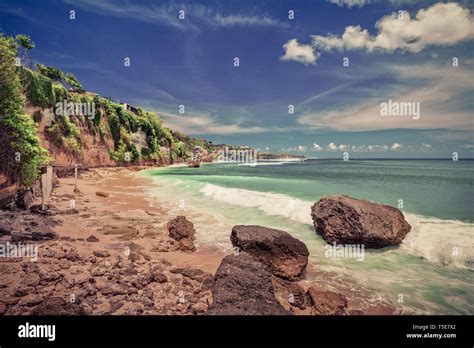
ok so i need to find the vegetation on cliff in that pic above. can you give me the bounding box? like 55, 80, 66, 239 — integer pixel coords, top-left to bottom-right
1, 33, 214, 188
0, 33, 48, 187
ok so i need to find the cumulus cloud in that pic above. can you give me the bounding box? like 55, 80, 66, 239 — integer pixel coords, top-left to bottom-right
280, 39, 320, 65
312, 143, 323, 151
297, 145, 307, 152
313, 2, 474, 53
326, 142, 338, 151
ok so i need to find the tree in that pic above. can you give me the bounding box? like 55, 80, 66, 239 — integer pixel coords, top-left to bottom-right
0, 34, 48, 186
15, 34, 35, 68
35, 63, 64, 82
64, 72, 84, 92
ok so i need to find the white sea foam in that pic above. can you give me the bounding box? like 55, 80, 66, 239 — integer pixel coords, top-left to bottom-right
401, 214, 474, 269
199, 183, 474, 269
200, 183, 313, 225
237, 162, 284, 166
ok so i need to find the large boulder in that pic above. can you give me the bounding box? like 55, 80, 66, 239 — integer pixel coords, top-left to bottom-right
230, 225, 309, 280
306, 287, 348, 315
207, 252, 290, 315
311, 195, 411, 248
167, 216, 195, 241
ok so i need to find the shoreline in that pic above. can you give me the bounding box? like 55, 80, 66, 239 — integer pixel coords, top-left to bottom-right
0, 166, 406, 315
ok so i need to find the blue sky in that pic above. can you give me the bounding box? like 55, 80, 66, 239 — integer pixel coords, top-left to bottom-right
1, 0, 473, 158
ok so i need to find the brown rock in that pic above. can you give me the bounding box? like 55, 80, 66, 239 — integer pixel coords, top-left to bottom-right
178, 239, 196, 252
230, 225, 309, 280
23, 273, 40, 287
86, 235, 99, 242
272, 276, 306, 310
93, 251, 110, 258
306, 287, 348, 315
31, 297, 86, 315
170, 268, 212, 283
66, 250, 81, 262
192, 302, 208, 314
167, 216, 195, 241
95, 191, 110, 197
206, 252, 290, 315
0, 303, 7, 315
13, 285, 34, 297
18, 294, 43, 307
153, 271, 168, 283
128, 252, 140, 263
311, 195, 411, 248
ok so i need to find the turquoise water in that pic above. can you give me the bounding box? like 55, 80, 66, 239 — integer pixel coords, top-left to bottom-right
141, 159, 474, 314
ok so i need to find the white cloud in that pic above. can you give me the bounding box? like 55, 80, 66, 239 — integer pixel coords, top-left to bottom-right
328, 0, 374, 8
214, 13, 285, 27
338, 144, 349, 151
391, 142, 403, 150
325, 142, 425, 152
63, 0, 287, 31
280, 39, 320, 65
297, 145, 307, 152
312, 143, 323, 151
281, 145, 308, 152
297, 62, 474, 132
313, 3, 474, 53
158, 111, 266, 135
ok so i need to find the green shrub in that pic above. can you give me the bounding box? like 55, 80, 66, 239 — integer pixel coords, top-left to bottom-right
53, 83, 68, 104
45, 122, 63, 146
0, 34, 48, 186
62, 135, 81, 155
18, 66, 55, 108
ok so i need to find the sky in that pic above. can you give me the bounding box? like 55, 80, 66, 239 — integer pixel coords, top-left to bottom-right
0, 0, 473, 158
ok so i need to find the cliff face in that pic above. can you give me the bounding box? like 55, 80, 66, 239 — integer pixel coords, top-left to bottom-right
26, 105, 117, 168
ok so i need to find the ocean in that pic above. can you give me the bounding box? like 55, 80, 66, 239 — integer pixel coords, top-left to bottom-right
140, 159, 474, 314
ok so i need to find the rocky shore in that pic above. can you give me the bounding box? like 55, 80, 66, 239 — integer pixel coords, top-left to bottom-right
0, 167, 405, 315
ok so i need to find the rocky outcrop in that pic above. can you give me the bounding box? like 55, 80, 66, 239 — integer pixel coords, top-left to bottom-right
167, 216, 196, 252
311, 195, 411, 248
306, 287, 348, 315
167, 216, 195, 241
230, 225, 309, 280
31, 297, 87, 315
206, 252, 290, 315
272, 276, 306, 310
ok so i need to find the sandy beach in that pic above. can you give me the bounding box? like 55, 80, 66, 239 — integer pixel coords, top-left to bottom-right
0, 166, 403, 315
0, 167, 226, 315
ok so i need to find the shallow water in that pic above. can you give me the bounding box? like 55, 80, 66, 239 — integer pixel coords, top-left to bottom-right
140, 159, 474, 314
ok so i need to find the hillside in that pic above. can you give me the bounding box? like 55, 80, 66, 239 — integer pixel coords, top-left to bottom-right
0, 33, 214, 190
20, 67, 213, 168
